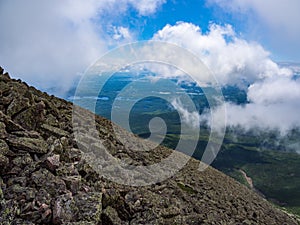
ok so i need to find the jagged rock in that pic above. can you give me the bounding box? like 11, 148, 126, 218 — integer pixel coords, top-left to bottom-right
40, 123, 69, 138
74, 192, 102, 223
14, 104, 45, 131
12, 153, 33, 168
0, 72, 11, 82
5, 184, 36, 201
35, 188, 52, 206
63, 176, 82, 194
46, 154, 60, 172
40, 203, 52, 223
0, 81, 11, 97
56, 163, 78, 177
66, 148, 82, 162
10, 131, 40, 139
0, 199, 19, 225
6, 136, 48, 154
53, 193, 78, 224
65, 222, 94, 225
8, 219, 36, 225
31, 168, 67, 196
101, 206, 123, 225
102, 188, 121, 209
7, 176, 27, 187
0, 110, 25, 132
0, 154, 9, 170
7, 97, 30, 117
45, 113, 59, 126
0, 139, 9, 155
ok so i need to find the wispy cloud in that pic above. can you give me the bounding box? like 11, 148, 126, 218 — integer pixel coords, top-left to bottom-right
171, 98, 200, 129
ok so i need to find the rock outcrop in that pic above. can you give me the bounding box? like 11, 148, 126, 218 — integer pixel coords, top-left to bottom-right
0, 67, 298, 224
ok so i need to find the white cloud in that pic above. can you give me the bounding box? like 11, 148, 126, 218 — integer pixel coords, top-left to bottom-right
112, 26, 133, 41
128, 0, 166, 15
248, 77, 300, 105
153, 22, 300, 133
172, 99, 200, 129
202, 77, 300, 135
153, 22, 292, 87
0, 0, 165, 95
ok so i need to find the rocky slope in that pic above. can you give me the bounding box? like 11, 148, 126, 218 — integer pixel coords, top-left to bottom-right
0, 67, 298, 225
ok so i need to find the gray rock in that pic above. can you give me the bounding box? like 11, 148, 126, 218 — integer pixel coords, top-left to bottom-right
46, 154, 60, 172
63, 176, 82, 194
6, 136, 48, 154
0, 122, 7, 139
31, 168, 66, 196
7, 97, 30, 117
101, 206, 123, 225
74, 192, 102, 223
0, 72, 11, 82
40, 123, 69, 138
0, 139, 9, 155
0, 154, 9, 170
53, 193, 78, 224
13, 108, 39, 131
12, 153, 33, 168
0, 110, 25, 132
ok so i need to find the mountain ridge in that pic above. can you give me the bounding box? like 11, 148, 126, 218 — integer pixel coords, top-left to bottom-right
0, 67, 298, 224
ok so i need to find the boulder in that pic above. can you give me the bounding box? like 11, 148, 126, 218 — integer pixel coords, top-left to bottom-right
62, 176, 82, 194
40, 123, 69, 138
7, 97, 30, 117
101, 206, 123, 225
74, 192, 102, 223
46, 154, 60, 172
31, 168, 66, 196
0, 139, 9, 155
53, 193, 78, 224
6, 136, 48, 154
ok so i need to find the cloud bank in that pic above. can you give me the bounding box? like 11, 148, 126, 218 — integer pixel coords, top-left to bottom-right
0, 0, 165, 94
152, 22, 300, 134
153, 22, 292, 86
1, 0, 299, 135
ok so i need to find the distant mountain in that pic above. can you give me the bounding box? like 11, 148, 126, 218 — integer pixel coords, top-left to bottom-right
0, 67, 299, 224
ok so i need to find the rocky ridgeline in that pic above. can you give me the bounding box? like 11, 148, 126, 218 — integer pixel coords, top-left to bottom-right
0, 67, 298, 225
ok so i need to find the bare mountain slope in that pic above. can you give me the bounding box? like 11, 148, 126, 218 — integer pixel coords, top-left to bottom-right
0, 67, 298, 224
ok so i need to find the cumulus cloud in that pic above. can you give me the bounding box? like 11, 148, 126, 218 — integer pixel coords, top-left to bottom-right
153, 22, 292, 87
153, 22, 300, 133
0, 0, 165, 95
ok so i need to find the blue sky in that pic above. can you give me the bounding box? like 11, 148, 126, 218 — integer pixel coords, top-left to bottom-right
103, 0, 300, 61
124, 0, 234, 39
